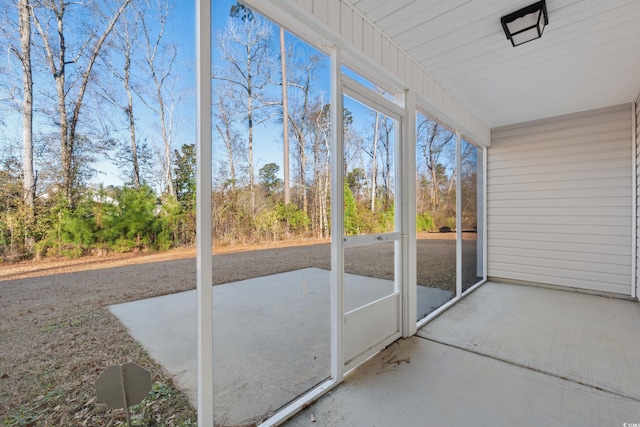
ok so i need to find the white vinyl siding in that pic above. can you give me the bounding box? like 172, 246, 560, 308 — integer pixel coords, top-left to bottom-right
488, 104, 633, 296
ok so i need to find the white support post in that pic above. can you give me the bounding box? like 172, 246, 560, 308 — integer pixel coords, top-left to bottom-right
476, 146, 484, 279
483, 145, 489, 281
330, 47, 345, 381
403, 90, 417, 337
455, 131, 462, 297
632, 98, 638, 300
196, 1, 214, 426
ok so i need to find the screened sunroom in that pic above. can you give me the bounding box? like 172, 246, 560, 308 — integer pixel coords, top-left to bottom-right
190, 0, 640, 425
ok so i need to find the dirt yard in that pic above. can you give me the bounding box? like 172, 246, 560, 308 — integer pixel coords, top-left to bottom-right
0, 234, 476, 426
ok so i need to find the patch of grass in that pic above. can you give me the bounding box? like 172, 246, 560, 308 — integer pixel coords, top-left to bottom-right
40, 313, 93, 332
2, 379, 197, 426
147, 382, 176, 402
2, 389, 63, 426
2, 409, 41, 426
42, 321, 59, 332
119, 382, 196, 427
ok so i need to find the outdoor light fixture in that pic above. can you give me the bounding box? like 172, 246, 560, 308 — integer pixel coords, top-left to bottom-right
501, 0, 548, 47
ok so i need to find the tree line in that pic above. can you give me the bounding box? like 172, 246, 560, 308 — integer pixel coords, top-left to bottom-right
209, 4, 469, 243
0, 0, 195, 260
0, 0, 470, 262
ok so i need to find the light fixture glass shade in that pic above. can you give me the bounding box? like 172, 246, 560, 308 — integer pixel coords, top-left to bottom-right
501, 0, 548, 47
505, 10, 540, 34
511, 25, 543, 46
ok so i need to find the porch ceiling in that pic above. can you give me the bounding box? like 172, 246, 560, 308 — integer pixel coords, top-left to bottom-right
347, 0, 640, 128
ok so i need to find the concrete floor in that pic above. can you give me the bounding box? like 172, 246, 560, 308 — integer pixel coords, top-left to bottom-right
286, 282, 640, 426
111, 275, 640, 426
110, 268, 451, 426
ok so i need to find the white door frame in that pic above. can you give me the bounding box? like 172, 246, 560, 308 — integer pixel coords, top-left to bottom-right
339, 73, 406, 371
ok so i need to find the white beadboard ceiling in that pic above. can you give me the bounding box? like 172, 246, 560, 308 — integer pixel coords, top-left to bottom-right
347, 0, 640, 128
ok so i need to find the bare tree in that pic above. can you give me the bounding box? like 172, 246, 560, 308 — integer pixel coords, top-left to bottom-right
288, 51, 326, 214
123, 20, 139, 189
32, 0, 132, 206
309, 101, 330, 238
0, 0, 35, 245
139, 0, 178, 197
361, 89, 396, 213
97, 7, 141, 188
369, 112, 379, 211
280, 27, 290, 205
215, 13, 273, 213
417, 116, 455, 213
288, 79, 309, 213
460, 140, 478, 229
342, 104, 360, 177
214, 82, 242, 189
378, 115, 394, 209
15, 0, 35, 210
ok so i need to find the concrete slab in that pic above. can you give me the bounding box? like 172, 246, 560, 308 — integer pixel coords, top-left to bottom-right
417, 286, 453, 319
286, 336, 640, 427
110, 268, 450, 425
111, 268, 332, 425
418, 282, 640, 401
286, 282, 640, 426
